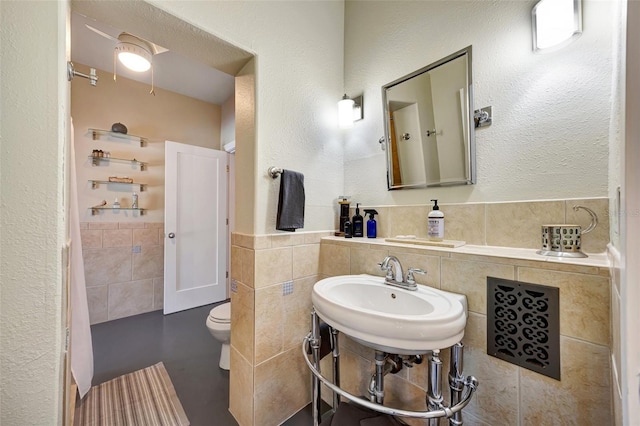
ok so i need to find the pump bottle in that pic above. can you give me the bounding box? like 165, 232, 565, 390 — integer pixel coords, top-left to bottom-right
352, 203, 364, 237
427, 199, 444, 241
364, 209, 379, 238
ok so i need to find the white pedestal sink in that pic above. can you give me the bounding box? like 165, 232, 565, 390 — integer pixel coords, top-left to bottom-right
312, 274, 468, 354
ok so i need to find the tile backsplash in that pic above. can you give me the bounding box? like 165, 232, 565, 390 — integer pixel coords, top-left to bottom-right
80, 222, 164, 324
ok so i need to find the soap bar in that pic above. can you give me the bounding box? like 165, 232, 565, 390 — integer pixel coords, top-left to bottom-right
386, 238, 465, 248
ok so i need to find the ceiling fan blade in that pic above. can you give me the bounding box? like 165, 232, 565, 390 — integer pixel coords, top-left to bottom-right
85, 24, 118, 42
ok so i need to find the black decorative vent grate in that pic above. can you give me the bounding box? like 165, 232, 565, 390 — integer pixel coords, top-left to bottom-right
487, 277, 560, 380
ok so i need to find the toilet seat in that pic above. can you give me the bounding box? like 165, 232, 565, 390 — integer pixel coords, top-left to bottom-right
208, 302, 230, 324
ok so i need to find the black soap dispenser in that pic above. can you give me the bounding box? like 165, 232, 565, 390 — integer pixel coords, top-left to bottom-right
352, 203, 364, 237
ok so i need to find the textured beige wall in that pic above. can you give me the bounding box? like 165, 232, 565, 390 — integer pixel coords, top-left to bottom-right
0, 1, 68, 424
72, 67, 222, 224
343, 0, 619, 207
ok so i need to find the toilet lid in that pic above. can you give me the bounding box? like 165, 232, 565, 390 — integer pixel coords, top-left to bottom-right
209, 302, 231, 323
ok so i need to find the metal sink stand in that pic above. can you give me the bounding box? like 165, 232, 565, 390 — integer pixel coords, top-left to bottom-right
304, 310, 479, 426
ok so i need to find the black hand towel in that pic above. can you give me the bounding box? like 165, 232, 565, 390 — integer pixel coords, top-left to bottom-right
276, 169, 305, 232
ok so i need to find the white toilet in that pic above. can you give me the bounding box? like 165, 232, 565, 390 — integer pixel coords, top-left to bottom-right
205, 302, 231, 370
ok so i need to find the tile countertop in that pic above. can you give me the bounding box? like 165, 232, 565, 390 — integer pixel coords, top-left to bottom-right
321, 236, 610, 269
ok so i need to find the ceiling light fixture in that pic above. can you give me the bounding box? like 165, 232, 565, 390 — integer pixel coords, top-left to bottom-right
115, 34, 152, 72
532, 0, 582, 52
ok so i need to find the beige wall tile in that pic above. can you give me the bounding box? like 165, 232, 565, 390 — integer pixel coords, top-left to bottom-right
462, 348, 520, 426
86, 285, 108, 324
144, 222, 164, 229
520, 337, 612, 425
517, 267, 610, 345
132, 245, 164, 280
81, 229, 102, 249
230, 245, 243, 281
486, 201, 564, 249
80, 222, 89, 230
383, 374, 430, 416
118, 222, 145, 229
387, 250, 441, 288
283, 276, 317, 350
319, 243, 350, 276
611, 284, 621, 393
304, 231, 333, 244
231, 281, 254, 364
102, 229, 133, 248
350, 246, 389, 276
327, 348, 372, 403
241, 247, 255, 288
108, 279, 154, 320
153, 277, 164, 310
442, 203, 485, 245
229, 346, 253, 426
254, 247, 292, 288
388, 205, 430, 239
462, 312, 487, 352
254, 346, 310, 426
133, 228, 159, 246
84, 248, 132, 287
89, 222, 118, 230
441, 258, 515, 314
254, 284, 283, 364
565, 198, 609, 254
293, 244, 320, 279
271, 233, 305, 248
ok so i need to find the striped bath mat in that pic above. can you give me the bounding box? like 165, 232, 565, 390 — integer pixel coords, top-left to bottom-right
76, 362, 190, 426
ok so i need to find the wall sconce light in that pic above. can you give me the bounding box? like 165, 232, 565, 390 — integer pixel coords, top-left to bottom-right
532, 0, 582, 52
338, 94, 364, 129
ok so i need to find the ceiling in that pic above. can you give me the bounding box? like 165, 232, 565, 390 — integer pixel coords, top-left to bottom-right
70, 12, 235, 105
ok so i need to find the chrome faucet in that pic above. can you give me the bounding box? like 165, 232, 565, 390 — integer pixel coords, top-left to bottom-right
378, 256, 426, 291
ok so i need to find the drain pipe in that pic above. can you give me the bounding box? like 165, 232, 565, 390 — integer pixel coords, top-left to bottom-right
368, 353, 404, 403
448, 343, 465, 426
427, 350, 444, 426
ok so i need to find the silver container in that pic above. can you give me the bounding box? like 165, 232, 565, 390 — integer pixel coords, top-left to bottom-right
537, 205, 598, 258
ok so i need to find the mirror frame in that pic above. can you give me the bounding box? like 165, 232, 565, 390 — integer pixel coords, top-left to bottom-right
382, 45, 476, 190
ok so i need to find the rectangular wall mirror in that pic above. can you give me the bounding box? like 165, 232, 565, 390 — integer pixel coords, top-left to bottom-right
382, 45, 476, 189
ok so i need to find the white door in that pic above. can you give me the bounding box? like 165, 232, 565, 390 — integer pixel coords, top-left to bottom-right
164, 141, 228, 314
393, 103, 427, 186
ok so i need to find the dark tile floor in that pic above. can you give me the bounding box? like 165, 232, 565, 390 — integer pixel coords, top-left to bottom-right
90, 303, 314, 426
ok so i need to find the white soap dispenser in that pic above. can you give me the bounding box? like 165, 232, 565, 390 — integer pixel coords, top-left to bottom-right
428, 199, 444, 241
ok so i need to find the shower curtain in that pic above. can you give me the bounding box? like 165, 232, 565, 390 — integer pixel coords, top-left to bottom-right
70, 118, 94, 397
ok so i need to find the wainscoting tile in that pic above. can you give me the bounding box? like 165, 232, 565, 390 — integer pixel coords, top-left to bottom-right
517, 267, 610, 345
441, 258, 515, 314
442, 203, 486, 245
118, 222, 145, 229
254, 346, 310, 426
283, 276, 317, 350
108, 279, 154, 320
271, 233, 305, 248
86, 285, 108, 324
102, 229, 133, 248
144, 222, 164, 229
81, 229, 102, 249
486, 201, 564, 249
292, 244, 320, 279
89, 222, 118, 230
565, 198, 609, 254
133, 228, 160, 246
231, 281, 254, 363
387, 205, 430, 239
229, 346, 253, 426
132, 245, 164, 280
254, 284, 284, 364
254, 247, 292, 288
319, 243, 350, 276
153, 277, 164, 311
520, 337, 611, 425
349, 246, 389, 276
84, 248, 132, 287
